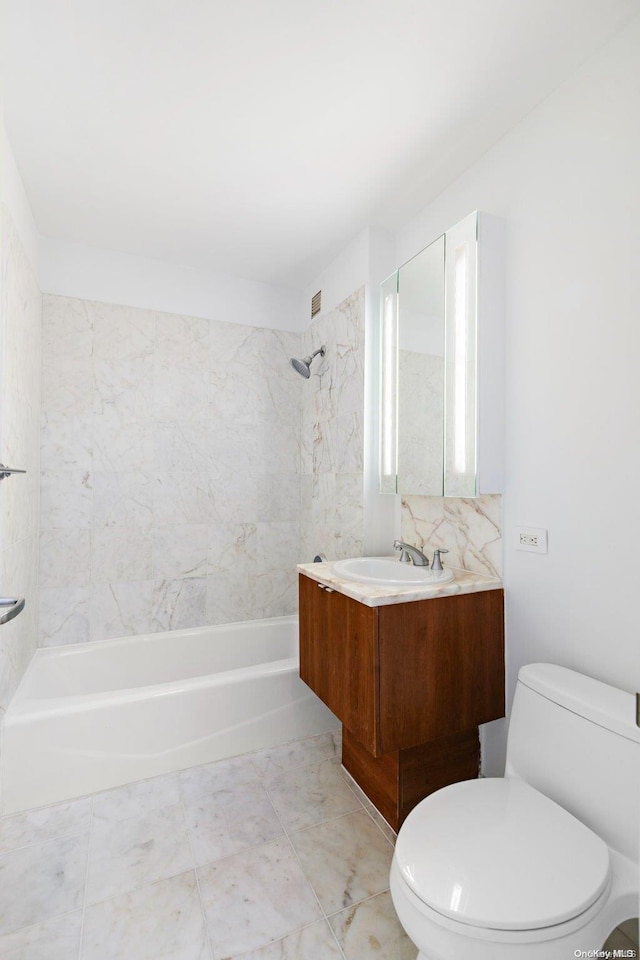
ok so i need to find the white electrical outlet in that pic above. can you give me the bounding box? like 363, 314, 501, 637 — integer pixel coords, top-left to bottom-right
515, 526, 548, 554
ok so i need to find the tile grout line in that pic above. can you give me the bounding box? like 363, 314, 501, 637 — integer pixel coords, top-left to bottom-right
0, 805, 95, 946
178, 778, 216, 960
261, 760, 348, 960
285, 805, 376, 842
323, 886, 395, 922
77, 794, 95, 960
273, 775, 399, 933
227, 916, 343, 960
180, 748, 342, 957
0, 907, 84, 947
178, 735, 341, 809
79, 803, 209, 912
183, 803, 372, 878
262, 779, 399, 955
0, 822, 91, 858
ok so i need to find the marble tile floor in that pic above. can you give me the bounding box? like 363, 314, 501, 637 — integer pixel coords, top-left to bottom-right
0, 728, 418, 960
0, 727, 636, 960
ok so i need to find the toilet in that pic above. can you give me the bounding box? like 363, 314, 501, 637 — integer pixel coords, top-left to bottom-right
390, 663, 639, 960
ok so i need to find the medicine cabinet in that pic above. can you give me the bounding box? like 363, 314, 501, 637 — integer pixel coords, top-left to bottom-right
379, 211, 504, 498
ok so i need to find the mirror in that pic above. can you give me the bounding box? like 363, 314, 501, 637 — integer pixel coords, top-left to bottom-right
380, 212, 483, 498
397, 235, 445, 496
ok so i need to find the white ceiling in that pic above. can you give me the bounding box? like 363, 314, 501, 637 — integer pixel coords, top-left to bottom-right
1, 0, 638, 287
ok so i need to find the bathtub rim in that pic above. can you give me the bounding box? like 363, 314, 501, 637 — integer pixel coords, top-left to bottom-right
6, 613, 300, 723
28, 612, 299, 663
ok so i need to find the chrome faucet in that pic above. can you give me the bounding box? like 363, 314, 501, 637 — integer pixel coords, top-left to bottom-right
393, 540, 430, 567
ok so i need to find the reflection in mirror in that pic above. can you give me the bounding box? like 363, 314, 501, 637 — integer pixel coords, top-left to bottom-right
397, 235, 445, 496
379, 234, 446, 496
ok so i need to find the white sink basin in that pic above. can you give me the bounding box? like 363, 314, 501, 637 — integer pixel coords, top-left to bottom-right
332, 557, 454, 588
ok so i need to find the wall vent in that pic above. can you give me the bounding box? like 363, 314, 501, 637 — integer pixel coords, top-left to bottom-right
311, 290, 321, 318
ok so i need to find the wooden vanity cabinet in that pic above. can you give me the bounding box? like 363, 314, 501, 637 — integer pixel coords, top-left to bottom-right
298, 577, 379, 753
298, 572, 505, 828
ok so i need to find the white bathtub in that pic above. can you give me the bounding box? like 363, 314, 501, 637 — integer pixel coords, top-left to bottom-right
1, 614, 337, 814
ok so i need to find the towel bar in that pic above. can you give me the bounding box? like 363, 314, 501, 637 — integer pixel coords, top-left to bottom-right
0, 598, 25, 625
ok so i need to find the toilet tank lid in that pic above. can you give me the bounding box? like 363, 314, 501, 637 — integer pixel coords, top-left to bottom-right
518, 663, 640, 744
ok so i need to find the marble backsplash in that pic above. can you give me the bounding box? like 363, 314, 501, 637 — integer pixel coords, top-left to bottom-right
401, 493, 503, 579
39, 296, 304, 644
0, 204, 42, 711
300, 288, 365, 563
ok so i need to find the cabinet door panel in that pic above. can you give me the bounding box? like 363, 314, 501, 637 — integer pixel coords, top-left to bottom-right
378, 590, 504, 752
299, 574, 329, 705
298, 574, 379, 754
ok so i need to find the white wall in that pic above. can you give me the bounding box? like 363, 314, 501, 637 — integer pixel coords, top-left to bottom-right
302, 229, 372, 324
395, 14, 640, 772
39, 237, 303, 333
2, 107, 304, 336
0, 116, 39, 267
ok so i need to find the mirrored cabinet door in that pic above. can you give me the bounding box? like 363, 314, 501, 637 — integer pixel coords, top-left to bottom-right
397, 235, 445, 497
379, 211, 504, 498
443, 213, 477, 497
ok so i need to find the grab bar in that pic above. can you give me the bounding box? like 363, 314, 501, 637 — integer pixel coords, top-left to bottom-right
0, 598, 25, 625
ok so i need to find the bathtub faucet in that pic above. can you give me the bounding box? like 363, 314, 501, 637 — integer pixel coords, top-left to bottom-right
393, 540, 430, 567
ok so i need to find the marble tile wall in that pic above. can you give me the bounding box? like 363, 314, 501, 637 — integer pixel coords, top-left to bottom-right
300, 288, 365, 562
401, 493, 503, 578
39, 296, 304, 644
0, 204, 42, 712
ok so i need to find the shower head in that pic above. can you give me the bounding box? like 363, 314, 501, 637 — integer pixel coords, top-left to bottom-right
290, 346, 325, 379
290, 357, 312, 379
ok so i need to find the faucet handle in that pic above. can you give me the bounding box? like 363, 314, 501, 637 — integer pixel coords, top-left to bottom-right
431, 548, 449, 572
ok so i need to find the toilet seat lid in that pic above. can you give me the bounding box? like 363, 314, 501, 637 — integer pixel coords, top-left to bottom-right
395, 778, 610, 931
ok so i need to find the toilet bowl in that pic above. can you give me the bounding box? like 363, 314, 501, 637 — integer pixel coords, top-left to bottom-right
390, 664, 639, 960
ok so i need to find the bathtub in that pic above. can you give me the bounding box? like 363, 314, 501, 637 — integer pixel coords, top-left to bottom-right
1, 614, 337, 814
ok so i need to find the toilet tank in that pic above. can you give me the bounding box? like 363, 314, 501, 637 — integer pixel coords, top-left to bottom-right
505, 663, 639, 862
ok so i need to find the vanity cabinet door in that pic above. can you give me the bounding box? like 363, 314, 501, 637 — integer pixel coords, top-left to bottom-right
298, 574, 379, 755
377, 590, 505, 753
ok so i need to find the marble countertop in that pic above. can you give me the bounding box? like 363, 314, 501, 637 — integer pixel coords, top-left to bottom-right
297, 559, 502, 608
